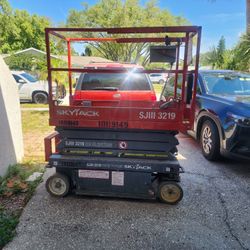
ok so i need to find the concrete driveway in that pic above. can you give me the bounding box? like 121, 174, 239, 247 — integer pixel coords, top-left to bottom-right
5, 134, 250, 250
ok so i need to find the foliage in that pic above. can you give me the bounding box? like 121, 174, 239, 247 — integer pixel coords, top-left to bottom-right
204, 37, 225, 69
233, 33, 250, 71
216, 36, 226, 68
0, 163, 43, 197
5, 53, 68, 85
0, 210, 19, 248
66, 0, 189, 64
200, 33, 250, 72
4, 54, 36, 71
0, 0, 51, 53
84, 47, 92, 56
199, 36, 235, 70
0, 163, 43, 248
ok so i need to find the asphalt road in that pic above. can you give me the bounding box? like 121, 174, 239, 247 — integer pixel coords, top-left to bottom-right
5, 134, 250, 250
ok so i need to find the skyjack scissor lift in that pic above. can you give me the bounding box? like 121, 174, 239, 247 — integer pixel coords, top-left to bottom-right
44, 26, 201, 204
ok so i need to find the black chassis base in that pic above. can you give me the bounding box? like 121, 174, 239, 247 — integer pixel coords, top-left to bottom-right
47, 153, 184, 200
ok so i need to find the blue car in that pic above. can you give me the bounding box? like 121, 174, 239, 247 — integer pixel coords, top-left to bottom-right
161, 70, 250, 161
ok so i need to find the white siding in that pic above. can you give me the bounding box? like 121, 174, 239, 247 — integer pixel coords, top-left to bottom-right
0, 57, 23, 176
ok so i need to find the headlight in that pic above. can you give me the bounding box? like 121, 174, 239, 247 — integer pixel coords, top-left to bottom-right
227, 112, 250, 126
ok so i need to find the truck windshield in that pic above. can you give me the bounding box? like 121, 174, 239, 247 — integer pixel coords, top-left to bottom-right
21, 73, 38, 83
202, 72, 250, 95
77, 73, 151, 91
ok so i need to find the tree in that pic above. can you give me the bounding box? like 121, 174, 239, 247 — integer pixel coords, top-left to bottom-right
200, 47, 218, 68
0, 1, 51, 53
0, 0, 14, 52
233, 33, 250, 71
200, 36, 226, 69
4, 53, 68, 84
216, 36, 226, 68
66, 0, 189, 63
84, 47, 92, 56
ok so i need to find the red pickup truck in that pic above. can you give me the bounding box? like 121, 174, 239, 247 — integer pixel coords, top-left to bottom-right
73, 63, 156, 107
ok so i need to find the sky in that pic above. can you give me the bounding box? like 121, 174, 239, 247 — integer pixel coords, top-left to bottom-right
8, 0, 246, 53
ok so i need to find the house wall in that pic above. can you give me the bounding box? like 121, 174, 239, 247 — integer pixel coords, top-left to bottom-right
0, 57, 23, 176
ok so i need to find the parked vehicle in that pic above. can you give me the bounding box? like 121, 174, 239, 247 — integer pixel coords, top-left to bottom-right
12, 71, 62, 104
161, 70, 250, 160
149, 73, 168, 84
73, 63, 157, 106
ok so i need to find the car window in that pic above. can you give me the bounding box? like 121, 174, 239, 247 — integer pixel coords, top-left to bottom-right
77, 73, 151, 91
162, 74, 201, 97
162, 75, 182, 97
12, 74, 23, 83
202, 72, 250, 95
197, 84, 202, 95
20, 73, 37, 82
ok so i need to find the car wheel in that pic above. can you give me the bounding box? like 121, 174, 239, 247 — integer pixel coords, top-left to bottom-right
159, 79, 164, 84
33, 92, 48, 104
200, 120, 220, 161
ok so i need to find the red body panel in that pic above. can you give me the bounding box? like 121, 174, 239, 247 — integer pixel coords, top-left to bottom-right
49, 103, 190, 131
45, 26, 202, 132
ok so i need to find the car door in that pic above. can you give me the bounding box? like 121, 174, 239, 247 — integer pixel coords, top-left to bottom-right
12, 74, 30, 100
160, 75, 182, 101
161, 74, 202, 130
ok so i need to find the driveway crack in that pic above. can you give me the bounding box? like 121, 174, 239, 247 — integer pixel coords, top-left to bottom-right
217, 192, 248, 250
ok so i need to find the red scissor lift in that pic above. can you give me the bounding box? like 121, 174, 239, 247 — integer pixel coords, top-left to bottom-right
44, 26, 201, 204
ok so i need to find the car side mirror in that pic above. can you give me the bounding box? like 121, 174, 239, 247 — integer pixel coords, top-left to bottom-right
18, 79, 27, 84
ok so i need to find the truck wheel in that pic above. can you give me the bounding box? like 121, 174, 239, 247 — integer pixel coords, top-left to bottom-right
46, 173, 70, 197
159, 79, 164, 84
158, 182, 183, 204
200, 120, 220, 161
33, 92, 48, 104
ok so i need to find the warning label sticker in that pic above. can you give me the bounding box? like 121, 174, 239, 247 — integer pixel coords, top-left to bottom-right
111, 171, 124, 186
78, 170, 109, 179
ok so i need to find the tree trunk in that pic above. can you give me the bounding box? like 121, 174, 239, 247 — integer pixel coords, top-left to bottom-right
247, 0, 250, 33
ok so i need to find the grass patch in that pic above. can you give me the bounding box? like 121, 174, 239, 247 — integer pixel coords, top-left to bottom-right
0, 163, 44, 248
21, 110, 50, 134
21, 103, 48, 109
21, 110, 53, 161
153, 83, 163, 95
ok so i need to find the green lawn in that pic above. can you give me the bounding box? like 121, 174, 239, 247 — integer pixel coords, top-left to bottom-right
21, 103, 48, 109
153, 83, 163, 95
21, 110, 53, 162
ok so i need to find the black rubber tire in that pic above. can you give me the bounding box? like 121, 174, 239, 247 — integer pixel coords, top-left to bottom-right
159, 79, 164, 84
33, 92, 48, 104
200, 120, 220, 161
46, 173, 70, 197
158, 181, 183, 204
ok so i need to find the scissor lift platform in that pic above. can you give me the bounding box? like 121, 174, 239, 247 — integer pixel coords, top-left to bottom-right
48, 153, 183, 201
44, 26, 201, 204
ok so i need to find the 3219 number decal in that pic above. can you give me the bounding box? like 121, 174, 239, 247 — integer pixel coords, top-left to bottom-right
139, 111, 176, 120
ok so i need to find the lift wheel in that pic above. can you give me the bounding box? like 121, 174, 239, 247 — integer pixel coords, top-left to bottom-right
158, 181, 183, 204
46, 173, 70, 197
